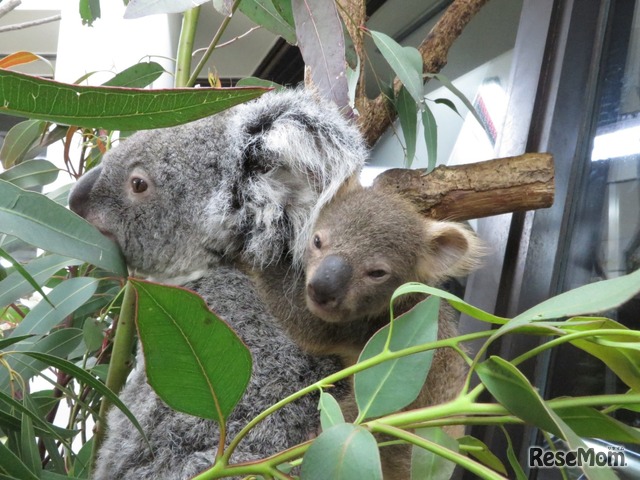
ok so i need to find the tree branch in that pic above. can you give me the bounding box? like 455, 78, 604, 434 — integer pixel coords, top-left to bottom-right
358, 0, 490, 146
0, 0, 21, 20
0, 14, 61, 33
373, 153, 555, 221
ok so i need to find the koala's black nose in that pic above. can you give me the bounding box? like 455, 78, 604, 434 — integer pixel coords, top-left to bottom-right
307, 255, 352, 306
69, 166, 102, 218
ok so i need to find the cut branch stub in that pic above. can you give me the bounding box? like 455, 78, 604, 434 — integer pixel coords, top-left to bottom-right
372, 153, 554, 221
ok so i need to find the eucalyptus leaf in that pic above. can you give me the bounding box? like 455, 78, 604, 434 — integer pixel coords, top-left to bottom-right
411, 427, 458, 480
0, 440, 39, 480
102, 62, 166, 88
292, 0, 349, 110
0, 248, 53, 308
0, 120, 47, 169
0, 69, 268, 131
391, 282, 508, 325
20, 396, 42, 476
457, 435, 507, 475
301, 423, 383, 480
236, 77, 284, 90
355, 296, 439, 419
319, 390, 345, 431
396, 86, 417, 168
132, 279, 252, 421
370, 30, 423, 104
422, 105, 437, 172
0, 179, 127, 275
555, 405, 640, 444
0, 160, 59, 190
241, 0, 297, 45
79, 0, 101, 26
0, 254, 83, 308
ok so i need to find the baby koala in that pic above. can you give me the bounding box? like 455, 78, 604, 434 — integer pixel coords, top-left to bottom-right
252, 185, 483, 478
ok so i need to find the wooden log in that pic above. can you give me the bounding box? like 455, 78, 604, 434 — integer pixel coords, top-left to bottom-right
372, 153, 554, 221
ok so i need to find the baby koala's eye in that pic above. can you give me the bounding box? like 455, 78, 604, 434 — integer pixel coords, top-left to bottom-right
367, 269, 389, 280
131, 177, 148, 193
313, 234, 322, 249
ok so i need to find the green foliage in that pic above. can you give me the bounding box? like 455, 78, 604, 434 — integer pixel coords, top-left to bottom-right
1, 2, 639, 479
132, 279, 252, 422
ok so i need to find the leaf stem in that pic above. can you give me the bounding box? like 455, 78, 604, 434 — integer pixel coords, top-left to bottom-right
91, 281, 136, 468
371, 423, 506, 479
175, 7, 202, 88
187, 0, 243, 87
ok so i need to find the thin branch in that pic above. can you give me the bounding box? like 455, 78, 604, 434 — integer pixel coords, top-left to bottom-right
0, 14, 61, 33
358, 0, 490, 146
0, 0, 21, 20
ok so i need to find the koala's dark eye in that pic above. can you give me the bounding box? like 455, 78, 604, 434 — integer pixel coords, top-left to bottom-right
313, 234, 322, 249
131, 177, 148, 193
368, 269, 389, 280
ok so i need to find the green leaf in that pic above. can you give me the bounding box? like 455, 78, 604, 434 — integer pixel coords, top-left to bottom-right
102, 62, 165, 88
392, 282, 508, 325
79, 0, 101, 26
17, 351, 147, 443
301, 423, 383, 480
476, 356, 561, 436
411, 427, 458, 480
501, 426, 527, 480
12, 278, 98, 338
0, 120, 47, 169
0, 254, 83, 308
132, 279, 252, 422
0, 179, 127, 276
0, 328, 84, 390
0, 160, 59, 189
370, 30, 423, 104
396, 86, 417, 168
555, 405, 640, 444
355, 296, 439, 420
236, 77, 284, 90
0, 69, 268, 131
319, 391, 345, 431
427, 73, 486, 134
72, 437, 93, 479
0, 335, 34, 351
241, 0, 297, 45
0, 248, 53, 308
434, 97, 461, 116
292, 0, 349, 110
82, 318, 106, 353
559, 318, 640, 391
273, 0, 295, 28
422, 105, 437, 172
457, 435, 507, 475
0, 440, 39, 480
20, 396, 41, 476
477, 357, 618, 480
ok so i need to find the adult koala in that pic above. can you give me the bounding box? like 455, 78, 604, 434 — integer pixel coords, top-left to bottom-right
69, 89, 366, 479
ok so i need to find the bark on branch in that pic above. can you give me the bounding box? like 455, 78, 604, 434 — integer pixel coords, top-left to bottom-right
358, 0, 490, 147
372, 153, 555, 221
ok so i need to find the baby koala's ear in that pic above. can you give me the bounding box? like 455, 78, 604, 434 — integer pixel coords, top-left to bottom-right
418, 219, 485, 284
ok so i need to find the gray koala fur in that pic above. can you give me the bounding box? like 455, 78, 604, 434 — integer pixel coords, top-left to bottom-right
69, 89, 366, 479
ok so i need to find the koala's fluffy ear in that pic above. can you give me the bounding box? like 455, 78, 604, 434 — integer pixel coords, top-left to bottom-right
418, 220, 484, 283
222, 89, 366, 268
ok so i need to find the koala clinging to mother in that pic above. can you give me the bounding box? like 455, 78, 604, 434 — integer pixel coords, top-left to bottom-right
69, 89, 366, 479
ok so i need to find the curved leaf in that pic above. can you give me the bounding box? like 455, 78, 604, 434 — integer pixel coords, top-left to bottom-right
355, 296, 439, 419
0, 179, 126, 275
301, 424, 382, 480
396, 86, 417, 167
319, 391, 345, 431
370, 30, 423, 104
422, 105, 437, 172
0, 254, 83, 308
102, 62, 165, 88
0, 69, 269, 131
457, 435, 507, 475
241, 0, 297, 45
0, 52, 42, 69
0, 440, 39, 480
293, 0, 349, 110
132, 279, 252, 422
0, 160, 59, 190
0, 120, 47, 169
411, 428, 458, 480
